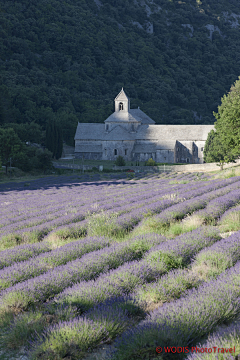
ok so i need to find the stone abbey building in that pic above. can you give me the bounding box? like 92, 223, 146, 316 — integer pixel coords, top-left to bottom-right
74, 89, 214, 163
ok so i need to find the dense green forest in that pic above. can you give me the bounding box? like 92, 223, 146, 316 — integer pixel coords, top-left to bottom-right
1, 0, 240, 146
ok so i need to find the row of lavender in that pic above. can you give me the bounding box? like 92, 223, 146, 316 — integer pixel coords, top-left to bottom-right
0, 188, 178, 246
1, 176, 240, 269
1, 233, 239, 352
0, 233, 169, 310
1, 174, 240, 358
0, 179, 169, 225
26, 230, 240, 359
0, 174, 179, 212
0, 226, 219, 357
108, 232, 240, 360
0, 172, 228, 234
26, 176, 240, 245
0, 227, 219, 307
115, 177, 240, 231
1, 176, 239, 269
2, 197, 238, 306
0, 177, 164, 225
0, 176, 199, 245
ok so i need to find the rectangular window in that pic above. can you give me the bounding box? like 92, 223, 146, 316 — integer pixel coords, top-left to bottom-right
125, 149, 127, 155
201, 147, 204, 151
114, 149, 117, 155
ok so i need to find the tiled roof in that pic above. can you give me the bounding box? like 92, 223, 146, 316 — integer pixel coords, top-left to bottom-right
133, 140, 176, 153
129, 109, 155, 124
104, 111, 140, 123
133, 143, 158, 153
74, 122, 214, 143
135, 125, 215, 140
156, 140, 176, 149
114, 88, 129, 101
104, 126, 135, 141
74, 123, 105, 140
104, 108, 155, 124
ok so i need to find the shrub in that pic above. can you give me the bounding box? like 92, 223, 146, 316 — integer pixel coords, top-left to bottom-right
115, 156, 126, 166
145, 158, 156, 166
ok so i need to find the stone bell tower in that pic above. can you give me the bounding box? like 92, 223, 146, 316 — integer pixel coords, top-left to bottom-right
114, 88, 130, 113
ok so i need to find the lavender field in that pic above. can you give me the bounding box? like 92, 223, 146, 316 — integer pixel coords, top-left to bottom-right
0, 171, 240, 360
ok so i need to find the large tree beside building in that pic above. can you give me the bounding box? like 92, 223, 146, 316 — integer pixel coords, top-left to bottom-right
204, 77, 240, 169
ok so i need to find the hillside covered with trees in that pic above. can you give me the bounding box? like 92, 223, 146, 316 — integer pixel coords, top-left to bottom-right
1, 0, 240, 147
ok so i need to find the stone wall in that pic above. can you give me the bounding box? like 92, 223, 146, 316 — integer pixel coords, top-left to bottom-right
74, 152, 102, 160
172, 160, 240, 172
113, 165, 165, 172
194, 141, 206, 163
156, 149, 175, 163
175, 141, 200, 164
113, 159, 240, 172
75, 139, 208, 164
102, 140, 135, 161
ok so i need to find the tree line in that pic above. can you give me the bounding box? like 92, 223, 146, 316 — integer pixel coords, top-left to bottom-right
204, 76, 240, 169
0, 122, 62, 174
1, 0, 240, 149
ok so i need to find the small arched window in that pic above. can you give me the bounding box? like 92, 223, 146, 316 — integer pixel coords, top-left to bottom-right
125, 149, 127, 155
106, 125, 109, 131
119, 102, 123, 111
114, 149, 117, 155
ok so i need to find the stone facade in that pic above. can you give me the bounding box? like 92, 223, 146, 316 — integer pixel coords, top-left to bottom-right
74, 89, 214, 164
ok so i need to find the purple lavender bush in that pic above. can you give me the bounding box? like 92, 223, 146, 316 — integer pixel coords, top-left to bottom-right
152, 179, 240, 227
0, 235, 166, 311
29, 297, 134, 360
52, 258, 163, 312
0, 236, 111, 290
29, 316, 109, 360
219, 204, 240, 223
218, 204, 240, 232
107, 261, 240, 360
0, 241, 52, 269
134, 268, 203, 304
144, 227, 221, 269
195, 188, 240, 224
186, 321, 240, 360
192, 230, 240, 276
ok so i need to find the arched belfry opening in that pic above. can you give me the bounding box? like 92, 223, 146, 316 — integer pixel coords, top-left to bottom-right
115, 88, 130, 112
